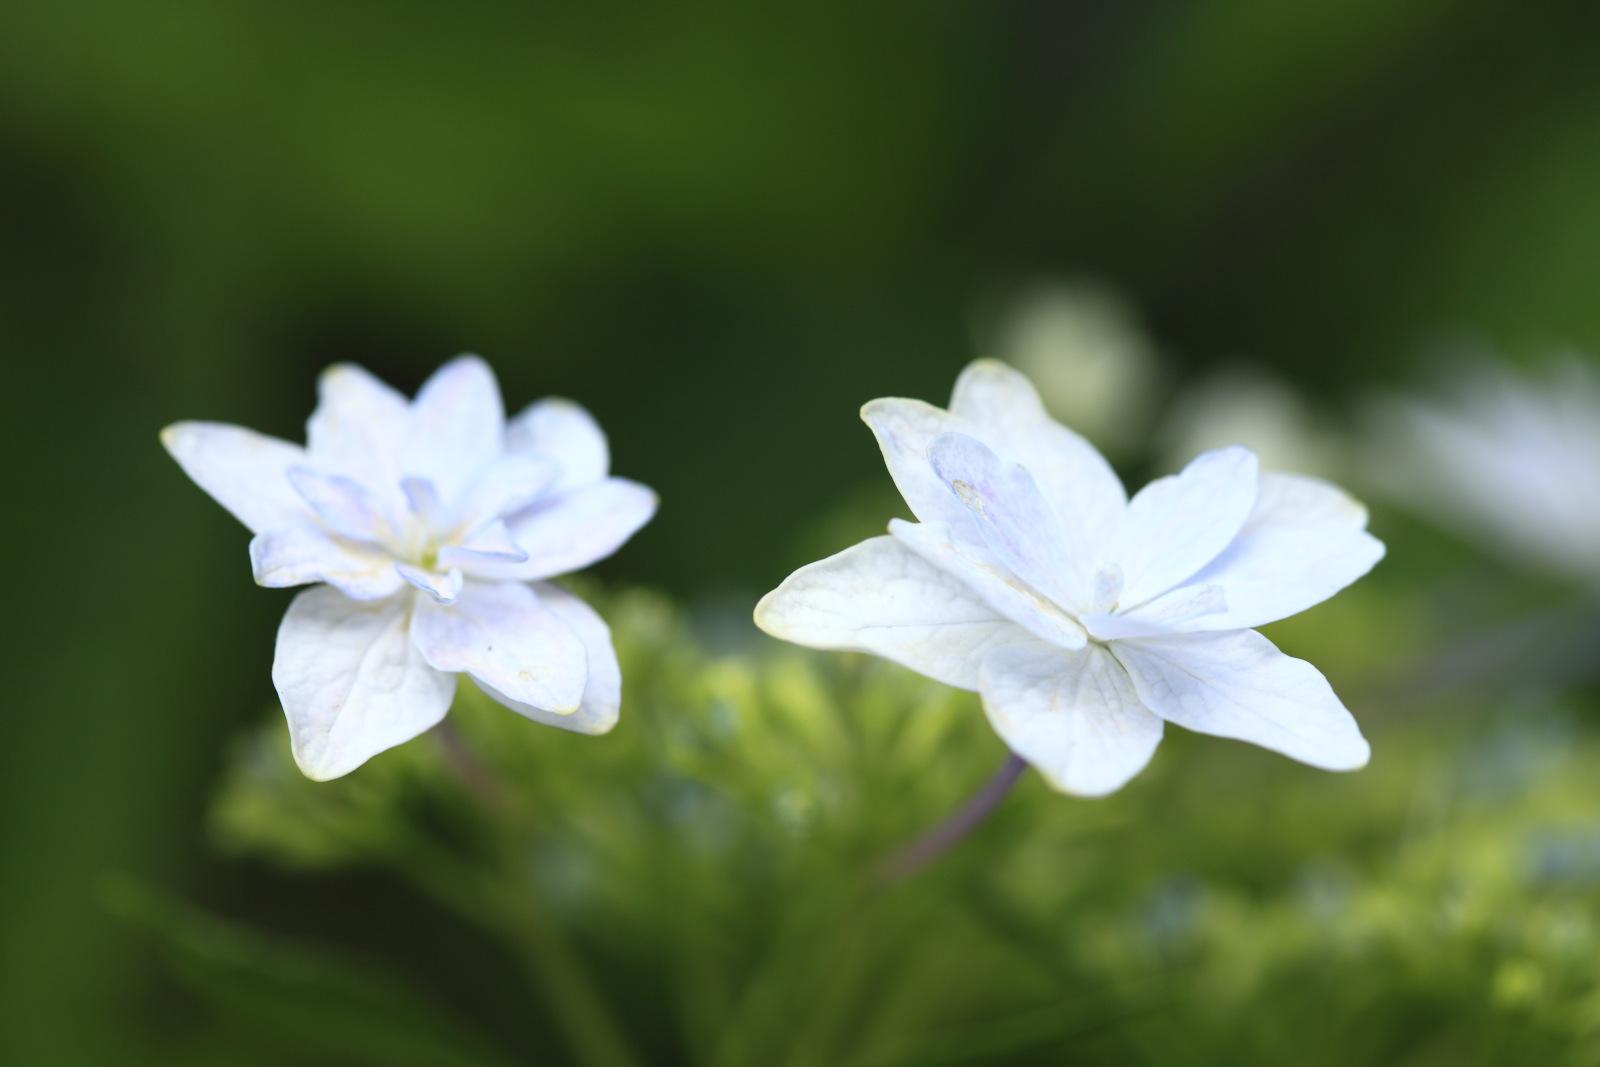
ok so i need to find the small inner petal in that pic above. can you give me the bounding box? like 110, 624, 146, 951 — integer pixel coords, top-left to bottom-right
1090, 563, 1124, 614
395, 562, 465, 604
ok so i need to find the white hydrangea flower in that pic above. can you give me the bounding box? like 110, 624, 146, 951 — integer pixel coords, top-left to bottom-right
1370, 355, 1600, 581
755, 360, 1383, 797
163, 356, 656, 780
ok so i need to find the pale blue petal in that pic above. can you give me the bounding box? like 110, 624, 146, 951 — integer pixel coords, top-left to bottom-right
161, 421, 313, 535
487, 477, 657, 580
1112, 628, 1370, 771
754, 535, 1035, 690
250, 525, 404, 599
889, 519, 1087, 651
410, 580, 587, 713
505, 398, 610, 493
405, 355, 505, 501
395, 562, 464, 604
475, 582, 621, 734
272, 587, 455, 781
979, 640, 1163, 797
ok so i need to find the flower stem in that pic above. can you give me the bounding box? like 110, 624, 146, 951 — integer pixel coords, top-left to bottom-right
415, 722, 643, 1067
876, 753, 1030, 882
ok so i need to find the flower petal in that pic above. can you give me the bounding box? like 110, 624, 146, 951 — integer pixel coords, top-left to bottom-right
475, 581, 621, 734
1115, 445, 1259, 609
489, 478, 657, 580
754, 535, 1035, 690
405, 355, 505, 501
437, 519, 530, 571
250, 525, 404, 599
1081, 584, 1226, 641
506, 398, 610, 493
445, 453, 561, 537
410, 580, 587, 713
304, 363, 409, 509
396, 563, 464, 604
287, 466, 391, 543
1153, 472, 1385, 632
927, 431, 1087, 609
979, 641, 1164, 797
859, 397, 979, 527
948, 359, 1127, 553
1112, 628, 1370, 771
161, 421, 312, 535
889, 519, 1087, 650
272, 587, 456, 781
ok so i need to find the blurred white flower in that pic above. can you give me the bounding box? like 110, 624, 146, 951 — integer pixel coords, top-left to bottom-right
756, 360, 1382, 796
1370, 355, 1600, 580
163, 356, 656, 779
986, 281, 1159, 457
1161, 366, 1344, 479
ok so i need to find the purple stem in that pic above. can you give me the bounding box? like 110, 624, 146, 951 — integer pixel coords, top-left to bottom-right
877, 753, 1030, 882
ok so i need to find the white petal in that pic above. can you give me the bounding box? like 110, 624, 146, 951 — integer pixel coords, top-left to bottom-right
304, 363, 409, 509
437, 519, 530, 571
859, 397, 979, 526
250, 525, 404, 599
1158, 472, 1385, 632
287, 466, 391, 543
979, 641, 1164, 797
753, 535, 1036, 690
948, 359, 1127, 553
445, 453, 561, 537
506, 398, 610, 493
1115, 445, 1259, 609
476, 582, 622, 734
396, 563, 464, 604
161, 422, 313, 535
488, 478, 657, 580
1082, 584, 1226, 640
410, 580, 587, 713
1112, 629, 1370, 771
405, 355, 505, 501
927, 431, 1087, 609
272, 587, 456, 781
890, 519, 1087, 650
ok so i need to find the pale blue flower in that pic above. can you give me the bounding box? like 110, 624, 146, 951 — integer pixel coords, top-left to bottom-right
164, 356, 655, 779
756, 360, 1382, 796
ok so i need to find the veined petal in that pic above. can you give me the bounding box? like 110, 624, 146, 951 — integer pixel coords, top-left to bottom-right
272, 587, 456, 781
411, 580, 587, 713
1115, 445, 1259, 609
948, 359, 1127, 553
287, 466, 391, 543
754, 535, 1035, 690
250, 525, 404, 599
395, 563, 464, 604
1154, 472, 1385, 632
1112, 629, 1370, 771
1082, 584, 1226, 641
979, 641, 1164, 797
438, 519, 530, 571
305, 363, 409, 509
161, 421, 312, 535
488, 478, 657, 580
506, 398, 610, 493
476, 581, 621, 734
927, 431, 1086, 609
406, 355, 505, 500
860, 397, 989, 527
890, 519, 1087, 651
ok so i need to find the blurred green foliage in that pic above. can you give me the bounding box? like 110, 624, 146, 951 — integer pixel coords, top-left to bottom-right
13, 0, 1600, 1062
129, 586, 1600, 1066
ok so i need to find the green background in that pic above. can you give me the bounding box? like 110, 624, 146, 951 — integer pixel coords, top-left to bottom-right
8, 1, 1600, 1062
